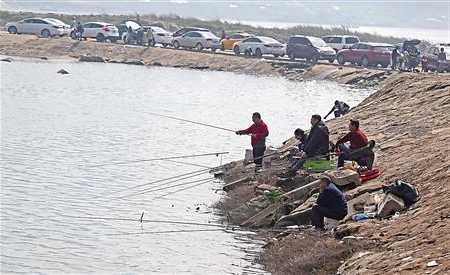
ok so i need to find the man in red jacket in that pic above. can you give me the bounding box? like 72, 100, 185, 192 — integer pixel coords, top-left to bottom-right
335, 119, 374, 169
236, 112, 269, 170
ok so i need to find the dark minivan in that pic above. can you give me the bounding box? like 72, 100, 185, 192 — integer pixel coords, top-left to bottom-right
286, 35, 336, 63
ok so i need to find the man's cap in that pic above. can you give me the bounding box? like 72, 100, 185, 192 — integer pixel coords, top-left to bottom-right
319, 175, 332, 183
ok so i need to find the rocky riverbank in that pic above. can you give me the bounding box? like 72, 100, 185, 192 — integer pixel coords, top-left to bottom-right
217, 73, 450, 274
0, 31, 392, 87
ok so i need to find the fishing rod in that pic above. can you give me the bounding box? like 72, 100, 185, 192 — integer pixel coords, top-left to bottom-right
104, 228, 227, 236
147, 112, 236, 133
114, 177, 213, 200
89, 151, 229, 168
96, 167, 212, 199
155, 179, 215, 199
161, 159, 213, 169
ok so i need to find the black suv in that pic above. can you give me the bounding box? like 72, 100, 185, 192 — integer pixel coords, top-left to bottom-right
286, 35, 336, 63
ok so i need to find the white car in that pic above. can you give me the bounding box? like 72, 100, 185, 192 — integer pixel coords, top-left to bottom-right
145, 26, 173, 47
233, 36, 285, 57
6, 18, 65, 37
44, 18, 72, 35
120, 20, 141, 42
72, 22, 119, 42
172, 31, 221, 51
322, 35, 360, 52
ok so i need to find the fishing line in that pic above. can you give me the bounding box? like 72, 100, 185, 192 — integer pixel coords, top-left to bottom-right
155, 179, 215, 199
89, 151, 229, 167
113, 177, 214, 200
147, 112, 236, 132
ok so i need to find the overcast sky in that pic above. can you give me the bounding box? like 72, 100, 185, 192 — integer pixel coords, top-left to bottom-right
2, 0, 449, 29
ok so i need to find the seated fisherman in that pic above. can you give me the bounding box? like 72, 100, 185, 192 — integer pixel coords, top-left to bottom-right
311, 175, 348, 230
335, 119, 375, 170
290, 128, 308, 170
324, 100, 350, 119
291, 115, 329, 172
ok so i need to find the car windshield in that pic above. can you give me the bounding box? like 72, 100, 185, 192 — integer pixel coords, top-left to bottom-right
373, 46, 394, 52
310, 37, 327, 47
45, 18, 65, 25
151, 27, 167, 33
323, 37, 341, 43
259, 37, 279, 44
202, 32, 219, 39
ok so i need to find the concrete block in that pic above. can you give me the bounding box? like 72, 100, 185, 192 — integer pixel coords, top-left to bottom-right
377, 193, 405, 218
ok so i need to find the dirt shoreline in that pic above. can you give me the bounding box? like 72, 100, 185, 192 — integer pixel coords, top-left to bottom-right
0, 31, 393, 86
218, 73, 450, 274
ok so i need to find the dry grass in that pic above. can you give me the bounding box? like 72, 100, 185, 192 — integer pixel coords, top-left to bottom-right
263, 232, 366, 275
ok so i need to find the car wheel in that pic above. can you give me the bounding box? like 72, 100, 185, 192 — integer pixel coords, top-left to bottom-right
41, 29, 51, 38
110, 38, 117, 43
211, 48, 217, 53
162, 43, 167, 48
381, 63, 389, 68
173, 40, 180, 49
195, 43, 203, 51
361, 56, 369, 67
8, 26, 17, 34
233, 45, 240, 55
255, 48, 262, 58
96, 33, 105, 42
273, 54, 279, 58
310, 55, 319, 64
289, 52, 295, 61
328, 58, 335, 64
337, 54, 345, 65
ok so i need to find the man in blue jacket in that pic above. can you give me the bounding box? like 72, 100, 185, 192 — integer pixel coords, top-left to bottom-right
311, 175, 348, 230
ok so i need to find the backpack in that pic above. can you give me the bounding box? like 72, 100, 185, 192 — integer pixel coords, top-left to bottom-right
383, 180, 419, 207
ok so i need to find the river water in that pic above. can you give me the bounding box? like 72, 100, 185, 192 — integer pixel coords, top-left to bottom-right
1, 59, 373, 274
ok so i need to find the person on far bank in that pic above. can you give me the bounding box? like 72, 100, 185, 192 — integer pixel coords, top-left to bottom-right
391, 48, 400, 70
236, 112, 269, 171
335, 119, 374, 169
438, 47, 447, 72
324, 100, 350, 119
311, 175, 348, 230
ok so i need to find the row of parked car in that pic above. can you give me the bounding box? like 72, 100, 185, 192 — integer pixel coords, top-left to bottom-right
4, 17, 450, 71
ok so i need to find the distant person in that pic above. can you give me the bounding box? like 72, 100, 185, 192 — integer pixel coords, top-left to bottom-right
290, 128, 308, 171
127, 26, 134, 44
324, 100, 350, 119
221, 30, 226, 40
391, 48, 400, 70
236, 112, 269, 171
72, 17, 77, 28
311, 175, 348, 230
137, 28, 144, 45
438, 47, 447, 72
335, 119, 375, 170
76, 22, 84, 40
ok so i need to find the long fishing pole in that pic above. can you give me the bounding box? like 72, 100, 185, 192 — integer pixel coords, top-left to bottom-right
96, 167, 212, 199
155, 179, 215, 199
114, 177, 213, 200
89, 151, 229, 168
104, 228, 226, 236
148, 112, 236, 133
161, 159, 213, 169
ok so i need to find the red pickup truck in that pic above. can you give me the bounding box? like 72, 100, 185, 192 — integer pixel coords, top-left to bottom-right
336, 42, 395, 68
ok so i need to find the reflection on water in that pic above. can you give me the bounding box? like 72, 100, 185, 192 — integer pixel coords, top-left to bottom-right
1, 60, 373, 273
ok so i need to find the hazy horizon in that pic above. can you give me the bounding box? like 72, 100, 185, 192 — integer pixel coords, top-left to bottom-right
2, 0, 449, 30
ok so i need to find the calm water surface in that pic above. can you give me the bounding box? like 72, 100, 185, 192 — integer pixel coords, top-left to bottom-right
1, 60, 373, 274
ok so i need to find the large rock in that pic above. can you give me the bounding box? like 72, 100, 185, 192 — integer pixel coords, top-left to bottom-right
79, 55, 105, 63
1, 57, 13, 62
57, 69, 69, 74
123, 59, 145, 65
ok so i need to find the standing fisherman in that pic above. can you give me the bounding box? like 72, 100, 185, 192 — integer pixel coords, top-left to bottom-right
236, 112, 269, 171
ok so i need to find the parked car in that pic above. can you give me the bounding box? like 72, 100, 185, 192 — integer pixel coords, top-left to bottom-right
144, 26, 173, 47
172, 27, 209, 37
399, 39, 421, 71
70, 22, 119, 42
119, 20, 141, 42
286, 35, 336, 63
233, 36, 285, 57
322, 35, 360, 52
336, 42, 394, 67
44, 18, 72, 35
220, 32, 252, 51
172, 31, 221, 51
6, 18, 65, 37
422, 43, 450, 72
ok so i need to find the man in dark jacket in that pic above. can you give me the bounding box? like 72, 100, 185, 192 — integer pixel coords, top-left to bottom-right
311, 175, 348, 230
324, 101, 350, 119
335, 119, 375, 169
236, 112, 269, 170
291, 115, 329, 172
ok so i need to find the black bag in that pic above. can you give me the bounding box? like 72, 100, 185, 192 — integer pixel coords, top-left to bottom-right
383, 180, 419, 207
